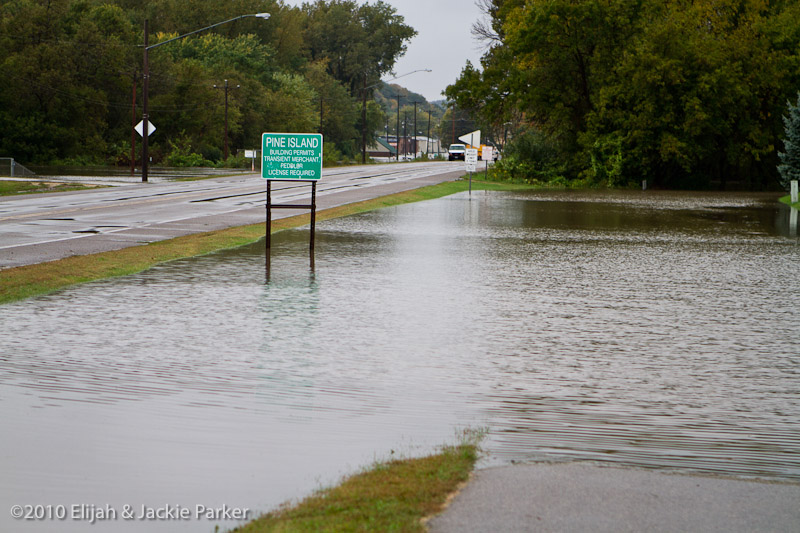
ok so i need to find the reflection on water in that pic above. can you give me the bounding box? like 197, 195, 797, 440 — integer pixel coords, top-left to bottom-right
1, 190, 798, 531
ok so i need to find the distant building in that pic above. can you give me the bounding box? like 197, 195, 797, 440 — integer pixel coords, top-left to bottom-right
374, 136, 442, 160
367, 137, 397, 159
413, 136, 442, 157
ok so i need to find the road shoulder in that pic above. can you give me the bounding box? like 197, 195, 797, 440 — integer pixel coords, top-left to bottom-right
428, 461, 800, 533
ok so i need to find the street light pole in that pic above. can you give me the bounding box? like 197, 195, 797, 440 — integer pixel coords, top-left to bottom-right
141, 13, 270, 182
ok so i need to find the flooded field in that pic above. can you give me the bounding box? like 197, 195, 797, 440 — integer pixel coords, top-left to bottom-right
1, 190, 798, 531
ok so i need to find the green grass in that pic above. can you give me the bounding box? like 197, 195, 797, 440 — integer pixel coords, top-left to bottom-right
231, 432, 483, 533
779, 194, 800, 209
0, 178, 534, 305
0, 180, 97, 195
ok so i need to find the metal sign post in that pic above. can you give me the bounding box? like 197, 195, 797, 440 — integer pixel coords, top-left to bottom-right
262, 133, 323, 279
465, 148, 478, 196
483, 146, 493, 180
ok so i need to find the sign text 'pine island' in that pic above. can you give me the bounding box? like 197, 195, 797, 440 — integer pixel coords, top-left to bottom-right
261, 133, 323, 181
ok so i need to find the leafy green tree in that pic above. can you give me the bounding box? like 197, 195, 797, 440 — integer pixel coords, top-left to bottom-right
587, 0, 800, 188
447, 0, 800, 189
262, 72, 318, 133
0, 0, 137, 162
305, 59, 359, 152
778, 92, 800, 190
166, 33, 277, 84
302, 0, 416, 93
0, 0, 418, 166
266, 4, 308, 70
436, 106, 477, 147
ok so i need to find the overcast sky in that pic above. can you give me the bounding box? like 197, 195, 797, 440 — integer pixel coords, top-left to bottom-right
280, 0, 487, 102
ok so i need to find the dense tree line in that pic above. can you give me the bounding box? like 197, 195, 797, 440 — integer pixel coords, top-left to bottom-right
0, 0, 416, 166
447, 0, 800, 189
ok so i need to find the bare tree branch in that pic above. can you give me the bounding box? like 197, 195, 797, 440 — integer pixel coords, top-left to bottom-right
472, 0, 500, 48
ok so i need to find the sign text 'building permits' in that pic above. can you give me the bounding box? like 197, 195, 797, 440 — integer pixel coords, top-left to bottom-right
261, 133, 323, 181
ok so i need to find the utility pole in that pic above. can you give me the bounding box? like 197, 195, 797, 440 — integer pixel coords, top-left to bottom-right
427, 110, 432, 157
213, 79, 239, 160
131, 69, 137, 176
362, 75, 368, 164
396, 94, 401, 161
402, 118, 407, 159
451, 105, 456, 145
413, 101, 418, 159
142, 19, 150, 182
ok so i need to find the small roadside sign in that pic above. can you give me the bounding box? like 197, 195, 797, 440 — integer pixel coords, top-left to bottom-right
465, 148, 478, 172
262, 133, 323, 181
134, 120, 156, 137
483, 146, 493, 162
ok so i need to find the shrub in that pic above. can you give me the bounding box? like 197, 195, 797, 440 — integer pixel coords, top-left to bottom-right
492, 129, 567, 184
164, 134, 212, 167
778, 92, 800, 191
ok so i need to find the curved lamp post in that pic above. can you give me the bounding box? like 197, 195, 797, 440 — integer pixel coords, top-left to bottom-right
141, 13, 270, 182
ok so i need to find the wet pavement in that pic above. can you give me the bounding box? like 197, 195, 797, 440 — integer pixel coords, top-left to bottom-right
0, 162, 464, 268
1, 189, 798, 532
429, 462, 800, 533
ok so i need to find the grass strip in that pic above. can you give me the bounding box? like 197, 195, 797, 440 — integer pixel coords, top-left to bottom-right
779, 194, 800, 209
231, 442, 479, 533
0, 179, 534, 305
0, 180, 97, 196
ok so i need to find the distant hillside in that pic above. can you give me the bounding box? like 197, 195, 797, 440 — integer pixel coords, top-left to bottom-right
375, 83, 432, 112
374, 83, 446, 136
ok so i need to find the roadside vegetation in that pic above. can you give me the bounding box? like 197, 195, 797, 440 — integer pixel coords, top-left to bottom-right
0, 0, 428, 169
446, 0, 800, 191
0, 180, 97, 196
0, 179, 535, 305
231, 431, 482, 533
779, 195, 800, 209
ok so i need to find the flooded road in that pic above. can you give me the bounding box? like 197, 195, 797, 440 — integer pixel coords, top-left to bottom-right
1, 190, 798, 531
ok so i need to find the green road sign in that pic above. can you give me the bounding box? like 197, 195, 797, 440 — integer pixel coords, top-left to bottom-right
261, 133, 323, 181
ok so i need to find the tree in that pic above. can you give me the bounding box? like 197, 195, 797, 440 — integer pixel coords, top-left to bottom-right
305, 59, 359, 153
0, 0, 138, 163
779, 92, 800, 190
302, 0, 416, 93
587, 0, 800, 188
261, 73, 318, 133
0, 0, 419, 166
446, 0, 800, 189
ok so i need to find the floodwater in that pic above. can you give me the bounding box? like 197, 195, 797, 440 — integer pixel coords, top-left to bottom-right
1, 190, 799, 532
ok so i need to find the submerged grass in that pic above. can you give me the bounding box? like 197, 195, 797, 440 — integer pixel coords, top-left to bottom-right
779, 194, 800, 209
0, 179, 534, 305
232, 431, 483, 533
0, 180, 97, 196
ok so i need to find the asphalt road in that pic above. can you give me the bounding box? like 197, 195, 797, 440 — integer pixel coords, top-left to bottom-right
428, 462, 800, 533
0, 161, 465, 269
